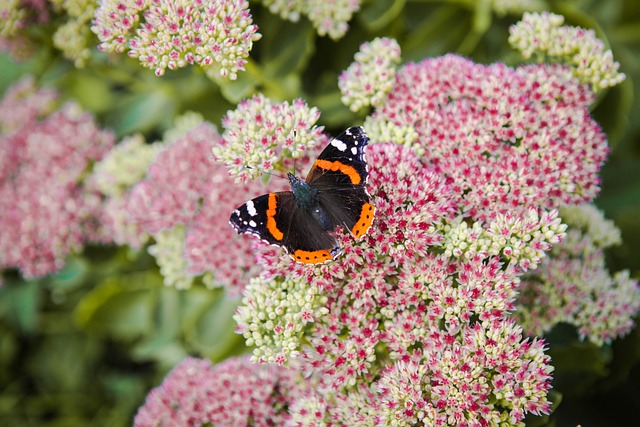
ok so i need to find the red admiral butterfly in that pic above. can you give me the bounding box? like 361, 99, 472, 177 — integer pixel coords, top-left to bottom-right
230, 126, 375, 264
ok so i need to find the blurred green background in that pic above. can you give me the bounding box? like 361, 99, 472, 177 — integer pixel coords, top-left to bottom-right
1, 1, 640, 426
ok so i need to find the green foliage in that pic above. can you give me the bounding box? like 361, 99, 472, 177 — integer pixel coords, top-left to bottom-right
2, 0, 640, 426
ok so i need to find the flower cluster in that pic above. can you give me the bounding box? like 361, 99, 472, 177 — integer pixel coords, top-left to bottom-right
373, 319, 552, 426
213, 94, 326, 182
517, 204, 640, 346
236, 143, 555, 424
367, 54, 609, 222
88, 134, 160, 248
50, 0, 96, 67
0, 0, 49, 60
116, 118, 269, 295
0, 76, 57, 135
92, 0, 261, 79
509, 12, 626, 92
339, 37, 401, 112
262, 0, 361, 40
490, 0, 545, 15
134, 356, 309, 426
0, 78, 114, 278
441, 208, 567, 272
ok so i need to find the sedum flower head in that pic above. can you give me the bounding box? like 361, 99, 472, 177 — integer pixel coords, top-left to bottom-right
214, 94, 325, 182
121, 119, 268, 294
490, 0, 545, 15
134, 356, 310, 426
306, 0, 361, 40
90, 134, 160, 198
367, 54, 609, 222
0, 0, 49, 60
374, 319, 552, 426
88, 134, 161, 248
262, 0, 361, 40
509, 12, 626, 92
517, 204, 640, 346
0, 80, 114, 278
235, 273, 330, 365
92, 0, 261, 79
236, 142, 556, 425
339, 37, 402, 112
49, 0, 96, 67
0, 76, 58, 135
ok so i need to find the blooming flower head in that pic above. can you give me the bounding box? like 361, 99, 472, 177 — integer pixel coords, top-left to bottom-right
88, 134, 160, 248
92, 0, 261, 79
0, 76, 57, 135
306, 0, 361, 40
0, 79, 114, 278
134, 356, 310, 426
509, 11, 626, 92
367, 54, 609, 222
121, 118, 270, 294
517, 204, 640, 346
235, 142, 556, 425
490, 0, 545, 15
339, 37, 402, 112
213, 94, 326, 182
48, 0, 98, 67
262, 0, 361, 40
0, 0, 49, 60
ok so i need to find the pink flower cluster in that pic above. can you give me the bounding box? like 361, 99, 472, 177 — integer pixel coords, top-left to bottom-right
134, 53, 620, 425
0, 0, 49, 60
0, 78, 114, 278
230, 54, 616, 425
236, 143, 555, 424
339, 37, 402, 112
119, 121, 272, 295
134, 356, 308, 426
517, 204, 640, 345
92, 0, 261, 79
367, 54, 609, 222
262, 0, 362, 40
509, 12, 626, 92
214, 94, 326, 183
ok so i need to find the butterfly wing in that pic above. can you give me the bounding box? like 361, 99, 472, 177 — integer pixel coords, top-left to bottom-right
230, 191, 340, 264
305, 126, 375, 239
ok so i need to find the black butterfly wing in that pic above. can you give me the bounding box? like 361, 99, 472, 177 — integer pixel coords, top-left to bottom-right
305, 126, 375, 239
229, 191, 340, 264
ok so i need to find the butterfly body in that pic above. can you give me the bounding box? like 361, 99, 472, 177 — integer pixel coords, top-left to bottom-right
230, 126, 375, 264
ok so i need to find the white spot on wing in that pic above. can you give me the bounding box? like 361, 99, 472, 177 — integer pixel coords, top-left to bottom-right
249, 220, 257, 228
351, 146, 357, 155
246, 200, 257, 216
331, 138, 347, 152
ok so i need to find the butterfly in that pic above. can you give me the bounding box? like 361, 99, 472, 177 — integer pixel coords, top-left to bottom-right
229, 126, 375, 264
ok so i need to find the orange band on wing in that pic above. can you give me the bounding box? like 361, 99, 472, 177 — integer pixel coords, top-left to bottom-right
351, 203, 375, 239
266, 193, 284, 240
292, 249, 335, 264
314, 159, 361, 185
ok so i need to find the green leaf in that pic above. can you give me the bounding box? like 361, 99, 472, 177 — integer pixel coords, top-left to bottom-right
73, 271, 161, 340
260, 16, 316, 79
0, 278, 41, 333
216, 69, 259, 104
359, 0, 406, 32
104, 89, 177, 137
548, 339, 610, 397
182, 288, 244, 361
